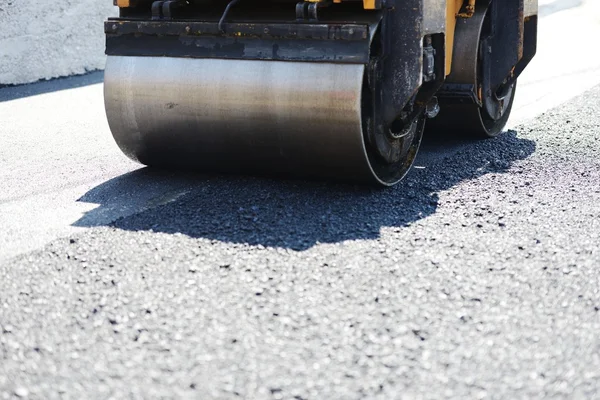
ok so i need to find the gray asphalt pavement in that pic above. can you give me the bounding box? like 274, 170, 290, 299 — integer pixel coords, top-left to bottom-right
2, 85, 600, 398
2, 2, 600, 398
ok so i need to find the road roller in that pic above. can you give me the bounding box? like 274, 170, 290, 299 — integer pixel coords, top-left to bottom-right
104, 0, 538, 185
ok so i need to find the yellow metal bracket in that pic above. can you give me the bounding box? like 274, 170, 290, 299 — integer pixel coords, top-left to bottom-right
114, 0, 137, 7
362, 0, 379, 9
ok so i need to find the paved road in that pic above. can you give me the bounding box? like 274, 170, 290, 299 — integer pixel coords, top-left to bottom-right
1, 2, 600, 399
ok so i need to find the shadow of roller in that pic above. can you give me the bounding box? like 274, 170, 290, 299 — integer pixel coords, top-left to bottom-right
74, 130, 536, 251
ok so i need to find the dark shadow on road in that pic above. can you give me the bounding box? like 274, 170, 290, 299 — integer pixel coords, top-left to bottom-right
74, 130, 536, 250
0, 71, 103, 102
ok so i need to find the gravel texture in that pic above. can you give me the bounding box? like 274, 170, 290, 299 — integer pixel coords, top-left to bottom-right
1, 85, 599, 399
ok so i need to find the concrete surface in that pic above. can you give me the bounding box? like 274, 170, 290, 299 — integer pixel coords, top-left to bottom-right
509, 0, 600, 126
416, 0, 600, 163
0, 1, 115, 85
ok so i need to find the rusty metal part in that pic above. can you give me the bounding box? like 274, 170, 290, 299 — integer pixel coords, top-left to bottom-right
457, 0, 476, 18
496, 15, 538, 98
104, 56, 423, 186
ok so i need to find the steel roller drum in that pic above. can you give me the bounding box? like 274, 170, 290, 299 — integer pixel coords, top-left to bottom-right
104, 55, 405, 185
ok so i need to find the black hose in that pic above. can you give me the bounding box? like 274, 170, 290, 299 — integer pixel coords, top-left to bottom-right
218, 0, 241, 33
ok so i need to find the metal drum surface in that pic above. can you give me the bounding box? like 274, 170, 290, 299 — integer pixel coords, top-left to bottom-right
104, 55, 391, 184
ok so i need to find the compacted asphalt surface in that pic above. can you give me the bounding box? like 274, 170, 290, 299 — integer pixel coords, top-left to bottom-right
1, 85, 600, 398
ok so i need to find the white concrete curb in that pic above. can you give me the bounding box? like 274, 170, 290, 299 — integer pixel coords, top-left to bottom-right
0, 1, 116, 85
